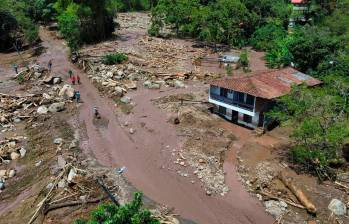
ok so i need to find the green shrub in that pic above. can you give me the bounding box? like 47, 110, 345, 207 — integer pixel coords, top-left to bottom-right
74, 192, 160, 224
250, 23, 287, 51
265, 37, 293, 68
239, 49, 249, 68
102, 53, 128, 65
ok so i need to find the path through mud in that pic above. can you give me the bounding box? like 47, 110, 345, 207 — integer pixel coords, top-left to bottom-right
38, 27, 273, 224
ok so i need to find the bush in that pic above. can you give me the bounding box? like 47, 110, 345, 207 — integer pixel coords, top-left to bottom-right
102, 53, 128, 65
265, 37, 293, 68
75, 192, 160, 224
239, 49, 249, 69
250, 23, 287, 51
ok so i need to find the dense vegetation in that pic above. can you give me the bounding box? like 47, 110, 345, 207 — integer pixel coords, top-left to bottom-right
0, 0, 39, 51
102, 52, 128, 65
75, 192, 160, 224
0, 0, 118, 52
148, 0, 349, 177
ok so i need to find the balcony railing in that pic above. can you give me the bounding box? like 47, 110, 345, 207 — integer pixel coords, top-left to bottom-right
210, 93, 254, 111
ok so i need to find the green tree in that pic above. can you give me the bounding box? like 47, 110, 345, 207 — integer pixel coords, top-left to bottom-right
75, 192, 160, 224
269, 79, 349, 177
265, 36, 293, 68
288, 26, 340, 73
57, 3, 80, 52
0, 0, 38, 51
250, 23, 287, 51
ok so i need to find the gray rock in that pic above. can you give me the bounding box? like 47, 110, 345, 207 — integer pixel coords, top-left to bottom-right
35, 160, 42, 167
37, 106, 48, 114
67, 168, 77, 183
19, 147, 27, 158
149, 83, 161, 89
53, 138, 63, 145
57, 155, 66, 169
114, 86, 124, 96
0, 181, 5, 190
14, 118, 21, 123
174, 80, 185, 88
143, 80, 152, 87
120, 96, 131, 104
53, 77, 62, 84
129, 128, 135, 134
10, 152, 20, 160
264, 200, 286, 218
46, 182, 54, 190
8, 169, 16, 178
328, 199, 347, 216
106, 71, 113, 78
0, 170, 6, 177
58, 84, 75, 99
48, 102, 65, 113
58, 179, 66, 188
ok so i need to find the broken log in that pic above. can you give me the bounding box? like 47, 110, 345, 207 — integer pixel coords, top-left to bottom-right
278, 172, 317, 214
96, 177, 119, 206
259, 191, 305, 209
43, 196, 106, 215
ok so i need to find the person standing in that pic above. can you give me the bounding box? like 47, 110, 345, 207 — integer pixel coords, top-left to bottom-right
71, 75, 76, 85
75, 90, 81, 103
76, 75, 80, 84
48, 59, 52, 71
12, 64, 18, 74
68, 70, 73, 78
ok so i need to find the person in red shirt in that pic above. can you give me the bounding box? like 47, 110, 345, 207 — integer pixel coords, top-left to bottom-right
71, 75, 76, 85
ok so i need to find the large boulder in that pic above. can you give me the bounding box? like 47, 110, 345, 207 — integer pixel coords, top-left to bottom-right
37, 105, 48, 114
58, 84, 75, 99
328, 199, 347, 216
48, 102, 65, 113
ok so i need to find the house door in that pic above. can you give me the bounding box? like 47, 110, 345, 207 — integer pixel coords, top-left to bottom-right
231, 111, 238, 122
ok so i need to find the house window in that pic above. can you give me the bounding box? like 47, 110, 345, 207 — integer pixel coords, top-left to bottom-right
220, 88, 228, 97
246, 94, 255, 105
243, 114, 252, 123
218, 106, 226, 115
234, 92, 245, 102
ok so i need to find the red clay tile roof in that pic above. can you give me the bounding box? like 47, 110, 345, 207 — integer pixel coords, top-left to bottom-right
291, 0, 306, 4
209, 67, 321, 99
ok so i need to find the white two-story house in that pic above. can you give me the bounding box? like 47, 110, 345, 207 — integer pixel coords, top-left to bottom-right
208, 67, 321, 129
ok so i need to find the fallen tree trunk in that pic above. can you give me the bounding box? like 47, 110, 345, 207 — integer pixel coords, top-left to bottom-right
278, 172, 317, 214
43, 196, 106, 215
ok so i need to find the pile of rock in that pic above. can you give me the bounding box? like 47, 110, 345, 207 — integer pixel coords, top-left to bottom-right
0, 169, 16, 190
0, 136, 27, 164
188, 153, 229, 196
1, 84, 75, 125
15, 64, 48, 82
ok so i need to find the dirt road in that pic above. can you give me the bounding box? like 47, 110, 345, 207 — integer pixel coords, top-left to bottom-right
37, 28, 273, 224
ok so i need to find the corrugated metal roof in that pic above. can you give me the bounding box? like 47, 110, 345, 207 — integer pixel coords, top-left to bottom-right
209, 67, 321, 99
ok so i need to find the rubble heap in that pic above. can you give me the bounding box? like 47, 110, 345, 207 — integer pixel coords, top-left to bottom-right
154, 94, 234, 196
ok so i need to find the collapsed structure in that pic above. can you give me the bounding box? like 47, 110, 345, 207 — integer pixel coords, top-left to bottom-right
208, 67, 321, 129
